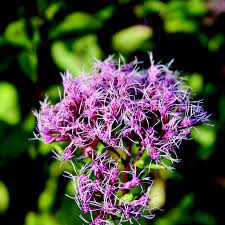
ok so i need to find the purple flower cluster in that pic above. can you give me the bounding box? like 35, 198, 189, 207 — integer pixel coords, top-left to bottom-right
34, 55, 210, 224
65, 153, 153, 224
34, 55, 209, 167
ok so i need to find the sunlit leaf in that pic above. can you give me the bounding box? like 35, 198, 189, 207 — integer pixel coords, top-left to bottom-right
0, 181, 9, 214
165, 17, 197, 33
112, 25, 152, 54
187, 0, 207, 16
22, 113, 36, 132
0, 82, 20, 125
191, 125, 216, 148
38, 178, 57, 212
45, 2, 64, 21
149, 179, 166, 209
4, 20, 32, 49
24, 212, 61, 225
135, 0, 165, 17
121, 193, 134, 202
51, 35, 102, 75
188, 73, 203, 93
49, 12, 102, 39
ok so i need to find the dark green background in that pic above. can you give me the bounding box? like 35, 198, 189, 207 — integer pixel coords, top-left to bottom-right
0, 0, 224, 225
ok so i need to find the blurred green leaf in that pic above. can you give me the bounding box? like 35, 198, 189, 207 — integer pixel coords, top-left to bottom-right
187, 0, 207, 16
154, 193, 194, 225
0, 82, 20, 125
191, 125, 216, 148
4, 20, 32, 49
193, 211, 216, 225
49, 160, 70, 177
135, 0, 165, 17
24, 212, 61, 225
22, 113, 36, 133
208, 34, 225, 52
56, 197, 83, 225
165, 16, 197, 33
179, 193, 194, 210
38, 178, 57, 212
45, 2, 64, 20
49, 12, 102, 39
188, 73, 203, 93
112, 25, 152, 54
0, 181, 10, 214
51, 34, 102, 75
149, 179, 166, 209
18, 51, 38, 82
39, 142, 52, 156
46, 85, 63, 104
96, 5, 115, 21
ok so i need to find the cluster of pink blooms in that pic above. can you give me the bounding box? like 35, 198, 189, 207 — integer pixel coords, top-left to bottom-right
65, 153, 153, 224
34, 55, 209, 224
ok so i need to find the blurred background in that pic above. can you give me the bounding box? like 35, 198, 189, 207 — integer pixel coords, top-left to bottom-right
0, 0, 224, 225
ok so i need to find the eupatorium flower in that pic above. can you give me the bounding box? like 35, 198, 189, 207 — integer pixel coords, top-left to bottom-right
64, 153, 154, 224
34, 54, 210, 224
34, 55, 209, 168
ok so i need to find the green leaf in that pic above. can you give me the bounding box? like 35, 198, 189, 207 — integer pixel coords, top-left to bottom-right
51, 35, 102, 76
18, 51, 38, 82
112, 25, 152, 54
4, 20, 32, 49
191, 125, 216, 148
187, 0, 207, 16
56, 197, 83, 225
49, 12, 102, 38
22, 113, 36, 132
0, 82, 20, 125
149, 179, 166, 209
193, 211, 216, 225
45, 2, 64, 21
121, 193, 134, 202
188, 73, 203, 93
165, 17, 198, 33
135, 1, 165, 17
179, 193, 194, 210
38, 178, 57, 212
0, 181, 10, 214
96, 5, 115, 21
24, 212, 61, 225
208, 34, 225, 52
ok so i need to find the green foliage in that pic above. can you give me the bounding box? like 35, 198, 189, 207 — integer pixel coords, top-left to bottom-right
25, 212, 61, 225
0, 181, 9, 214
0, 0, 222, 225
121, 193, 134, 202
0, 82, 20, 125
51, 35, 102, 75
136, 0, 207, 33
49, 12, 102, 39
112, 25, 153, 54
188, 73, 203, 94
